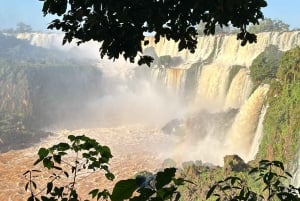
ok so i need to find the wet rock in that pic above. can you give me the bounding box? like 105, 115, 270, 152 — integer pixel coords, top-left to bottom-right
224, 155, 249, 172
162, 158, 177, 168
161, 119, 184, 135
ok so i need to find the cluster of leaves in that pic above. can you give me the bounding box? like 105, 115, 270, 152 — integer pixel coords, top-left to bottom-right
24, 135, 114, 201
110, 167, 189, 201
40, 0, 267, 65
207, 160, 300, 201
24, 135, 188, 201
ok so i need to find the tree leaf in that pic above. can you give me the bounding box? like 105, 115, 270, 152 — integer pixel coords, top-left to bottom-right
206, 184, 217, 199
38, 148, 49, 159
46, 182, 53, 194
89, 189, 99, 198
155, 168, 176, 189
111, 179, 139, 201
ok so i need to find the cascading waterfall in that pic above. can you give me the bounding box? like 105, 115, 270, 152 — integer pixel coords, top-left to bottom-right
225, 85, 269, 161
148, 31, 300, 165
224, 68, 253, 110
151, 68, 186, 95
194, 63, 232, 111
16, 31, 300, 169
248, 104, 269, 160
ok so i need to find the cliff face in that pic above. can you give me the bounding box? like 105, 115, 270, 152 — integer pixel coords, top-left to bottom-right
0, 66, 32, 116
0, 33, 104, 130
0, 64, 103, 129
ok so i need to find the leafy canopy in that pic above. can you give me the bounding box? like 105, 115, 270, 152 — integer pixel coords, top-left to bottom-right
40, 0, 267, 65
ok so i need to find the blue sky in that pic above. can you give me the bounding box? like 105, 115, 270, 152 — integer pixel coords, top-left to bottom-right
0, 0, 300, 31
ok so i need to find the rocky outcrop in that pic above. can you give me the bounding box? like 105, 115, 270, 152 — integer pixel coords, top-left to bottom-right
224, 154, 249, 172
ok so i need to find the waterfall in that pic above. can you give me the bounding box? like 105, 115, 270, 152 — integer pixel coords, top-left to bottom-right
224, 68, 253, 109
248, 104, 268, 160
151, 67, 186, 95
147, 31, 300, 68
15, 31, 300, 165
225, 85, 269, 161
146, 32, 300, 163
194, 63, 231, 111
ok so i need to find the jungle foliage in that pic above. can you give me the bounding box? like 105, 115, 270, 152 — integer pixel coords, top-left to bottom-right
256, 47, 300, 165
207, 160, 300, 201
250, 45, 283, 85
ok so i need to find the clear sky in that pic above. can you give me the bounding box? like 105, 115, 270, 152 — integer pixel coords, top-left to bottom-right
0, 0, 300, 31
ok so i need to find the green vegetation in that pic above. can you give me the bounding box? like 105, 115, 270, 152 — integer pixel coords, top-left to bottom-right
250, 45, 283, 85
277, 47, 300, 83
207, 160, 300, 201
256, 47, 300, 164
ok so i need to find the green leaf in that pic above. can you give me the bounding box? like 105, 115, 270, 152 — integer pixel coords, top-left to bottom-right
27, 195, 35, 201
33, 158, 43, 166
98, 189, 111, 200
25, 182, 29, 191
68, 135, 76, 141
285, 171, 293, 178
206, 184, 217, 199
105, 172, 115, 181
272, 160, 285, 171
43, 157, 54, 169
89, 189, 99, 198
23, 170, 30, 176
38, 148, 49, 159
53, 155, 61, 164
56, 143, 70, 151
155, 168, 176, 189
111, 179, 139, 201
46, 182, 53, 194
63, 171, 69, 178
249, 167, 259, 174
31, 181, 37, 189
